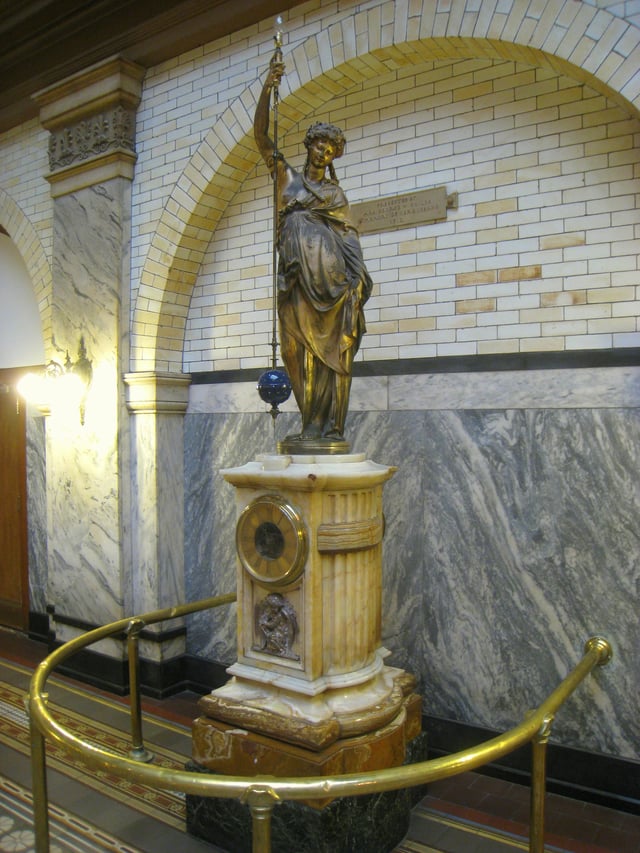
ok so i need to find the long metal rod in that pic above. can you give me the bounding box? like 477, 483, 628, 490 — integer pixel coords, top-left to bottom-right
28, 693, 50, 852
28, 608, 612, 849
530, 714, 553, 853
270, 23, 283, 370
126, 618, 153, 762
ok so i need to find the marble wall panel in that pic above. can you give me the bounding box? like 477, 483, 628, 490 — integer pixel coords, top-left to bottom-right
26, 415, 47, 613
130, 412, 186, 620
184, 395, 639, 761
388, 366, 640, 410
349, 408, 639, 759
46, 413, 124, 624
46, 180, 131, 627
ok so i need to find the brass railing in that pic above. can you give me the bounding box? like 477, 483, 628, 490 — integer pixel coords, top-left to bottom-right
27, 593, 613, 853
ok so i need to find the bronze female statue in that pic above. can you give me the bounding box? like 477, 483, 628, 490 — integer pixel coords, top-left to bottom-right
254, 58, 372, 452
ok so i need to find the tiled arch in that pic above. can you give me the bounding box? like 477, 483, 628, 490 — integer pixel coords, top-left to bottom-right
132, 0, 640, 372
0, 189, 52, 352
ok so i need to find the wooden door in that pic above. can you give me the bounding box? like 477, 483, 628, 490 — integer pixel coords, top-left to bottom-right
0, 368, 29, 629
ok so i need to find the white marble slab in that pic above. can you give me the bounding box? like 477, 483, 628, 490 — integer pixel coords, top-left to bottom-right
187, 366, 640, 414
389, 366, 640, 410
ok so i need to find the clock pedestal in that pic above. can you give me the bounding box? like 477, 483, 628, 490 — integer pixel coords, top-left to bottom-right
188, 453, 426, 851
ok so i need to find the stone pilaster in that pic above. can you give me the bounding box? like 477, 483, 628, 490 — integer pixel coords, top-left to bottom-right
34, 56, 145, 198
125, 372, 191, 617
33, 58, 143, 689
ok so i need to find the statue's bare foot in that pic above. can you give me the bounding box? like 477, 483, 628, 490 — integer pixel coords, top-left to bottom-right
301, 424, 322, 439
322, 427, 343, 440
288, 425, 322, 441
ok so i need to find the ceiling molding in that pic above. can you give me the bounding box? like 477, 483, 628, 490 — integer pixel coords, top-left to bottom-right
0, 0, 304, 132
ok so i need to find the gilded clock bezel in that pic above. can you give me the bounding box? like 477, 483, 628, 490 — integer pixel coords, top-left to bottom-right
236, 494, 308, 587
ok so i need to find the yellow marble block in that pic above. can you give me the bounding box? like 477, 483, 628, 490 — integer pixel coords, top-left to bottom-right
193, 693, 423, 808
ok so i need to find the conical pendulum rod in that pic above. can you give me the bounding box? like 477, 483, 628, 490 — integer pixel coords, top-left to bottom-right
271, 21, 282, 372
257, 16, 291, 427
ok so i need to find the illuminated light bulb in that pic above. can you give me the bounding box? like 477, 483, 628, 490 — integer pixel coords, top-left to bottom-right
273, 14, 284, 50
17, 372, 47, 406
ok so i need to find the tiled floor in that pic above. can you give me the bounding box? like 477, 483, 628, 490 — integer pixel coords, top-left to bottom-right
412, 772, 640, 852
1, 627, 638, 853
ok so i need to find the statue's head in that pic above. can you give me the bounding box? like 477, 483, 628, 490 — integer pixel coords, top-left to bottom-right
304, 122, 346, 159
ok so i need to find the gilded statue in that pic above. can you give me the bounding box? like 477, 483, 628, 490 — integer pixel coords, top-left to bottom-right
254, 57, 372, 452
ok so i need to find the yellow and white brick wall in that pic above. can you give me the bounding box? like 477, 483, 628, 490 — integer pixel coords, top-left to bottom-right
182, 56, 640, 371
129, 0, 640, 374
2, 0, 640, 372
0, 119, 53, 347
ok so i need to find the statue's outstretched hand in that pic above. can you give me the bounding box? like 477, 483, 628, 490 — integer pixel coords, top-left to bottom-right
267, 58, 285, 88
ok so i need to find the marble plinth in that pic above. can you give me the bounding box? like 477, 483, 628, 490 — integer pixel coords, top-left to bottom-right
186, 728, 428, 853
193, 692, 422, 807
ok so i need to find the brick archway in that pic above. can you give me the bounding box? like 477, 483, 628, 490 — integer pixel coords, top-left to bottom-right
0, 189, 52, 353
132, 0, 640, 372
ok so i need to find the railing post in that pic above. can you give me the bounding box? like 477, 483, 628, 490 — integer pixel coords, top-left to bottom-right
125, 618, 154, 762
530, 714, 553, 853
243, 785, 280, 853
28, 693, 50, 853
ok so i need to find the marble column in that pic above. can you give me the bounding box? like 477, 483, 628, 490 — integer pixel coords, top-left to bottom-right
33, 58, 144, 678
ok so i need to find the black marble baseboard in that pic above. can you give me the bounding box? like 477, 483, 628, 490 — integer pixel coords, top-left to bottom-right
426, 716, 640, 816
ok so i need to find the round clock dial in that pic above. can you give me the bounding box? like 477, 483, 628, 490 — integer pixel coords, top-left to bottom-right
236, 495, 307, 587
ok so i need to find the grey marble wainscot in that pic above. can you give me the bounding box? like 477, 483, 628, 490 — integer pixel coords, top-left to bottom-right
183, 366, 640, 761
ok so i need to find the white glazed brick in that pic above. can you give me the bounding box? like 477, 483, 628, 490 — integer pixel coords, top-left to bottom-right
0, 120, 53, 261
118, 2, 640, 371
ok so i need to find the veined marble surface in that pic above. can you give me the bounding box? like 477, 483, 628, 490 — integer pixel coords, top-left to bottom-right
25, 360, 638, 759
26, 416, 47, 613
184, 368, 639, 761
45, 182, 131, 627
188, 366, 639, 414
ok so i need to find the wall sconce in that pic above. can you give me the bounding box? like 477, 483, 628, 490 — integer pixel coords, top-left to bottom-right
18, 337, 93, 425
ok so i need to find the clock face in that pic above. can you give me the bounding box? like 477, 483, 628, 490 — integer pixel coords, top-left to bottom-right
236, 495, 307, 587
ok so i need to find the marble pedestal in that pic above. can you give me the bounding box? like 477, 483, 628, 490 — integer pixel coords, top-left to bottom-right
193, 690, 422, 807
205, 453, 408, 746
189, 453, 424, 850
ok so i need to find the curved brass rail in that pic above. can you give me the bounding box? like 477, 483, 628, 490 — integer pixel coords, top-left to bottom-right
27, 593, 613, 853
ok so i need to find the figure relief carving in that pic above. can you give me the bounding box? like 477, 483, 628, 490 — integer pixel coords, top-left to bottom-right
254, 592, 300, 660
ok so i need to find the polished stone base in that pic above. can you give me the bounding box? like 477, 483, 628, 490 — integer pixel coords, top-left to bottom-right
185, 732, 428, 853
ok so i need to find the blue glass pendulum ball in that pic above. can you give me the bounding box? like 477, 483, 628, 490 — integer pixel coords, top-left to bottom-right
257, 368, 292, 407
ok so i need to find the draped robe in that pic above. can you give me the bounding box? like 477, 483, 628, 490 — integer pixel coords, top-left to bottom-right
276, 165, 372, 432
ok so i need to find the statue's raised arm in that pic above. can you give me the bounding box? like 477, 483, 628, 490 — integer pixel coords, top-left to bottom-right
254, 58, 285, 175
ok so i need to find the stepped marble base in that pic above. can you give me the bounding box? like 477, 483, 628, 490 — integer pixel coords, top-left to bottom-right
193, 692, 422, 802
197, 665, 416, 750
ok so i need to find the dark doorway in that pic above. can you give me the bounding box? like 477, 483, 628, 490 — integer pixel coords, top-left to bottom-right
0, 368, 29, 629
